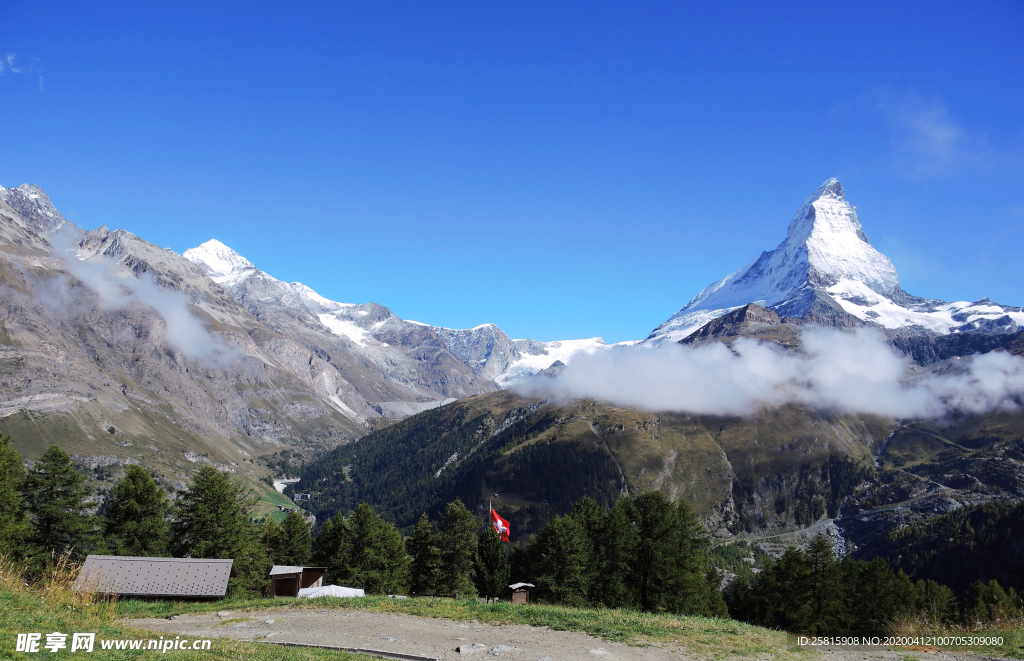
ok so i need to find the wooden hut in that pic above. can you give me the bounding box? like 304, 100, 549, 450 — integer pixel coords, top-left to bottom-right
509, 582, 534, 604
268, 565, 326, 597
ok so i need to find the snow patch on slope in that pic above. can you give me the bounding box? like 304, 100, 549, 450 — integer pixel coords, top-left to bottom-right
317, 314, 371, 346
184, 239, 258, 286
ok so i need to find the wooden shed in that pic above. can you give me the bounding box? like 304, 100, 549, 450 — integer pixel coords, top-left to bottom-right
73, 555, 235, 599
269, 565, 326, 597
509, 582, 534, 604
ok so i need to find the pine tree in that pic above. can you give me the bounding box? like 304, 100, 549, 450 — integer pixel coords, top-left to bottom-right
598, 497, 638, 609
799, 535, 849, 634
846, 557, 915, 636
475, 526, 509, 601
407, 513, 440, 594
670, 499, 726, 617
261, 516, 283, 562
22, 445, 97, 562
339, 503, 409, 594
313, 512, 350, 573
104, 465, 169, 556
913, 579, 957, 625
966, 579, 1022, 623
0, 433, 27, 557
170, 466, 269, 596
532, 514, 591, 606
633, 491, 686, 613
437, 499, 477, 597
570, 497, 604, 602
276, 511, 312, 565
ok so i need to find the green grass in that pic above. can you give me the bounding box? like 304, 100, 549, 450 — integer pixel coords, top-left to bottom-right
117, 594, 797, 659
0, 557, 373, 661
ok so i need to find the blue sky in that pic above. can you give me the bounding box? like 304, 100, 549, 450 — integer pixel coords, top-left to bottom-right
1, 1, 1022, 343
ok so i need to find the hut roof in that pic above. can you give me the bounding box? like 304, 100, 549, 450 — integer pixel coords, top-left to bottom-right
269, 565, 326, 576
73, 555, 234, 599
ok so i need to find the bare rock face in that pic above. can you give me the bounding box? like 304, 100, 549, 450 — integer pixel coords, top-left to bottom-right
429, 324, 522, 382
0, 184, 72, 236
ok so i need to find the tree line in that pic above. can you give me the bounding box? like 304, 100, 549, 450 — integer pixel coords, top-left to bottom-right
0, 433, 724, 615
308, 491, 726, 616
725, 534, 1022, 635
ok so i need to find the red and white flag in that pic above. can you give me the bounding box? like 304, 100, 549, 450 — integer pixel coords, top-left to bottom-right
490, 504, 510, 542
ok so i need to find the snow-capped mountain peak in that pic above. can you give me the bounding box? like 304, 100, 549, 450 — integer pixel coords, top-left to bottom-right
787, 177, 899, 296
647, 178, 1021, 344
183, 239, 257, 286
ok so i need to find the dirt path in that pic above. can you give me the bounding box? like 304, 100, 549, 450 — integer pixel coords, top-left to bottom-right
127, 608, 997, 661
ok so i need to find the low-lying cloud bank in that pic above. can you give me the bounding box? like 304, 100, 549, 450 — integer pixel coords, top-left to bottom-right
42, 250, 240, 367
517, 327, 1024, 418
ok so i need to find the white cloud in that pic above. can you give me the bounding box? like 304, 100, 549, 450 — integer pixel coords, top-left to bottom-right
518, 326, 1024, 419
50, 251, 241, 367
875, 90, 987, 179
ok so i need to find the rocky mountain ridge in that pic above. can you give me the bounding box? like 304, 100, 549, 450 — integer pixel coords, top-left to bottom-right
184, 239, 615, 389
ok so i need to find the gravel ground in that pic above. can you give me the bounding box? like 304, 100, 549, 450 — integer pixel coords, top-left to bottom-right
128, 608, 1001, 661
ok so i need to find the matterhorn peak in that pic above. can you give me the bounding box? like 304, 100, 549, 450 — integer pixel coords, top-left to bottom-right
646, 179, 901, 344
812, 177, 844, 200
183, 239, 256, 286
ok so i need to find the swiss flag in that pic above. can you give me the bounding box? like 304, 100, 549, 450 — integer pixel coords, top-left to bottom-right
490, 506, 510, 542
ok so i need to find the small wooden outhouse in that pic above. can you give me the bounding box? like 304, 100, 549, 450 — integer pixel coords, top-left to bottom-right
509, 582, 534, 604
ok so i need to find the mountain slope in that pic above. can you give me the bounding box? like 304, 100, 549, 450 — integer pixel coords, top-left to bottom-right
295, 387, 898, 539
648, 179, 1023, 345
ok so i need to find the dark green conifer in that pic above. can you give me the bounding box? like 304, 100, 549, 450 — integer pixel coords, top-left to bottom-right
22, 445, 97, 561
966, 579, 1021, 623
339, 503, 409, 595
797, 535, 849, 634
313, 512, 350, 572
407, 513, 440, 594
437, 499, 477, 597
598, 497, 638, 609
532, 514, 591, 606
170, 466, 269, 596
275, 511, 312, 565
261, 516, 283, 561
475, 526, 509, 602
913, 579, 957, 624
0, 433, 27, 556
104, 465, 168, 556
570, 496, 605, 602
